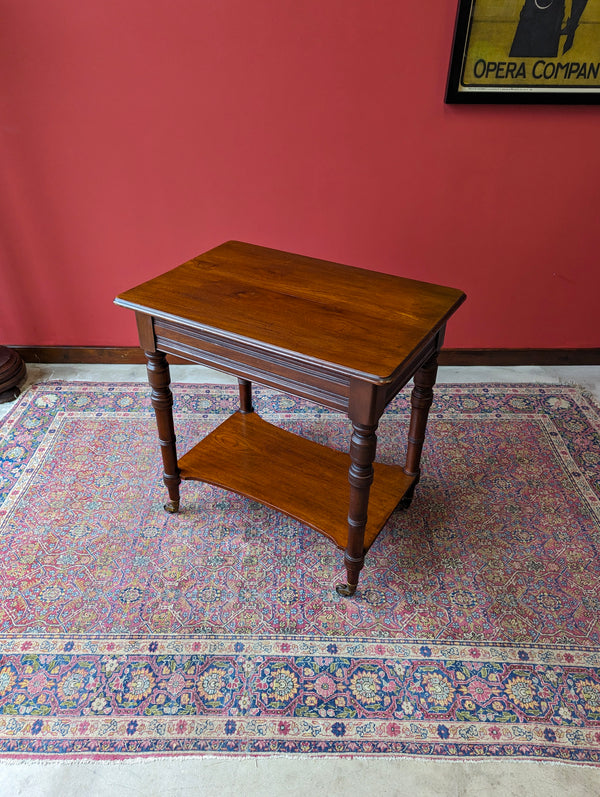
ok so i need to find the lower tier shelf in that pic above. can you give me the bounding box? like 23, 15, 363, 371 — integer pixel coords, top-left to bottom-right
177, 411, 415, 551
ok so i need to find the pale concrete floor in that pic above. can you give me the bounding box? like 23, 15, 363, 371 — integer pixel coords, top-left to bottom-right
1, 364, 599, 796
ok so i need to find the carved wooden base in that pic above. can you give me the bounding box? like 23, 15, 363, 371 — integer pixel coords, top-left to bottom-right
0, 346, 27, 403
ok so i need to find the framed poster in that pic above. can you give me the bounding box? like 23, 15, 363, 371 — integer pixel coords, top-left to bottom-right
446, 0, 600, 102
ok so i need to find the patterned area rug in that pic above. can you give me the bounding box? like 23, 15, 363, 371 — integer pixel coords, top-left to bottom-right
0, 381, 599, 762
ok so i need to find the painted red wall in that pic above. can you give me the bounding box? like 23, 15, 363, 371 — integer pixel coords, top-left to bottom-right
1, 1, 599, 349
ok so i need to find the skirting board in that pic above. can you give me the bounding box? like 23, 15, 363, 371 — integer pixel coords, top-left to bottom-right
12, 347, 600, 367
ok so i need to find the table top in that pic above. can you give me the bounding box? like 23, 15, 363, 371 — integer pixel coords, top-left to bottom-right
115, 241, 465, 381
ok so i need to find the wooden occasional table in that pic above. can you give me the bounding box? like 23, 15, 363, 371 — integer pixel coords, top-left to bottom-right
115, 241, 465, 596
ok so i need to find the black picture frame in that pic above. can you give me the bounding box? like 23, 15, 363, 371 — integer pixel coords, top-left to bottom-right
445, 0, 600, 103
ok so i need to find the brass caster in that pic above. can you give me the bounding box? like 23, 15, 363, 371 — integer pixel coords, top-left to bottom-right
336, 582, 357, 597
163, 500, 180, 514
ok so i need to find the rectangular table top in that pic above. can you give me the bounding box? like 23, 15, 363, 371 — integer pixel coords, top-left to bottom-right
115, 241, 465, 382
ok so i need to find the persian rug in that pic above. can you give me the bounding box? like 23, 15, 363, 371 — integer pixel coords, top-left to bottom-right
0, 381, 599, 763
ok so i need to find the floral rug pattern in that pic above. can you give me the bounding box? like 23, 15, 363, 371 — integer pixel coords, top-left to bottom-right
0, 381, 599, 761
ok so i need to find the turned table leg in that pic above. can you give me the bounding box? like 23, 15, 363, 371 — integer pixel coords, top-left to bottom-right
238, 378, 254, 414
336, 421, 378, 597
145, 350, 181, 513
400, 354, 438, 509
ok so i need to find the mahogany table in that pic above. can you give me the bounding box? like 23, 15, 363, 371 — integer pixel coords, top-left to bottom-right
115, 241, 465, 596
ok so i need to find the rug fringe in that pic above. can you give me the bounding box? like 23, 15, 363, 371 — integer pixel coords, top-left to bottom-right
0, 753, 597, 768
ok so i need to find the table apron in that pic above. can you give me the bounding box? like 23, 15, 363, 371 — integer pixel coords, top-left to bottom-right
153, 320, 352, 411
382, 336, 441, 406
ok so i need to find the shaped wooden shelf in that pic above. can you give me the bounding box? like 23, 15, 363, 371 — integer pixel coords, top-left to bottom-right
177, 411, 415, 552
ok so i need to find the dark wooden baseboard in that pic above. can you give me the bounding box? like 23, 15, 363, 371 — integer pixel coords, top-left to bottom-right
439, 348, 600, 366
17, 347, 151, 365
13, 346, 600, 367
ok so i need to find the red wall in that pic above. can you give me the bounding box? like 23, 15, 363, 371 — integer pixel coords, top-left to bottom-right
2, 1, 599, 349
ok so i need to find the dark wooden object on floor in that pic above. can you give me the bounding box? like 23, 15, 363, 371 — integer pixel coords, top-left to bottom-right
0, 346, 27, 403
115, 241, 465, 595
